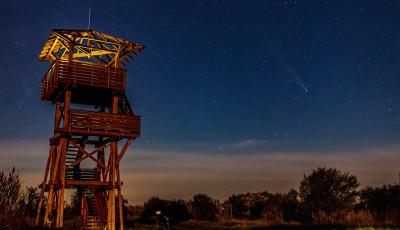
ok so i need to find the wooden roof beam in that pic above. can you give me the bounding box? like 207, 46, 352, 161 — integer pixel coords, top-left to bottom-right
72, 50, 115, 58
39, 29, 145, 66
44, 38, 59, 60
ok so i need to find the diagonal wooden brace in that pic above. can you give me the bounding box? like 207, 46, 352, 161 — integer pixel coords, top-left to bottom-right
68, 141, 109, 170
116, 138, 132, 166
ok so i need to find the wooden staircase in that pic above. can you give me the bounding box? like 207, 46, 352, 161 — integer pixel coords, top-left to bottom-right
84, 187, 102, 228
118, 94, 134, 115
65, 143, 104, 229
65, 142, 80, 167
41, 79, 58, 101
65, 142, 95, 181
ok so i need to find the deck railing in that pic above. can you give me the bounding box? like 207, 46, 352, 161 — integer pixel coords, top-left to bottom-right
41, 60, 126, 100
67, 109, 140, 137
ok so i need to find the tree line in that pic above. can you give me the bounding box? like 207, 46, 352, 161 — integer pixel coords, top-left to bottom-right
1, 167, 400, 228
136, 167, 400, 227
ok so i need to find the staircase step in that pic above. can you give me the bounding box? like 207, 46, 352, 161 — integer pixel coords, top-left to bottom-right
66, 149, 80, 152
84, 187, 101, 228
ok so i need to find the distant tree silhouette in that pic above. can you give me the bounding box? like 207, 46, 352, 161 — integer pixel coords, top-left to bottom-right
359, 184, 400, 221
248, 192, 268, 219
228, 193, 247, 218
140, 196, 190, 225
228, 191, 284, 220
282, 189, 300, 222
140, 197, 168, 224
262, 192, 284, 220
299, 167, 359, 223
164, 199, 191, 225
190, 194, 217, 221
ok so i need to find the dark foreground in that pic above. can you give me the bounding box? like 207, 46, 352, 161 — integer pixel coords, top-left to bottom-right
17, 221, 400, 230
126, 220, 400, 230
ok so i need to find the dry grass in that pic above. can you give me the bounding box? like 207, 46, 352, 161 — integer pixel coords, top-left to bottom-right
126, 219, 400, 230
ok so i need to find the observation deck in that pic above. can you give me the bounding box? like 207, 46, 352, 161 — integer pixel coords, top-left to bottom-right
41, 60, 126, 104
59, 109, 141, 138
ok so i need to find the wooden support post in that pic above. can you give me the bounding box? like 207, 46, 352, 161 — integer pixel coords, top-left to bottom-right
117, 166, 123, 230
99, 150, 106, 181
97, 110, 106, 183
107, 151, 112, 230
54, 102, 62, 131
36, 102, 62, 225
56, 188, 61, 227
43, 144, 62, 226
97, 141, 105, 181
109, 142, 117, 230
107, 96, 118, 230
35, 145, 54, 225
82, 189, 87, 225
80, 188, 84, 217
56, 91, 71, 228
115, 138, 131, 230
56, 139, 67, 227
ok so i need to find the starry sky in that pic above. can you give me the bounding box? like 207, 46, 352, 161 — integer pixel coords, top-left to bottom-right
1, 0, 400, 204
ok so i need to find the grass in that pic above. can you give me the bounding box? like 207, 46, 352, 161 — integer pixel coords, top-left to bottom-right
13, 219, 400, 230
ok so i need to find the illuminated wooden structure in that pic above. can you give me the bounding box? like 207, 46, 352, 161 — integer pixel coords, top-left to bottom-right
35, 29, 144, 229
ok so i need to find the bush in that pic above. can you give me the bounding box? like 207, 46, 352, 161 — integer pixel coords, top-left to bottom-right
140, 196, 191, 225
190, 194, 218, 221
0, 167, 25, 228
359, 184, 400, 222
299, 167, 359, 223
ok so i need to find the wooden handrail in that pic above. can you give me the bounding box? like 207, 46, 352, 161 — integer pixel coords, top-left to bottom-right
41, 60, 127, 100
68, 109, 140, 135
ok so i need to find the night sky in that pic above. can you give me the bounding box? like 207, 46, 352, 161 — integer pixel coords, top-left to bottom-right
1, 1, 400, 204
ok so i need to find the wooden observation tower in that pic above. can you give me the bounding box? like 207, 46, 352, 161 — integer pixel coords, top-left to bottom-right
35, 29, 144, 229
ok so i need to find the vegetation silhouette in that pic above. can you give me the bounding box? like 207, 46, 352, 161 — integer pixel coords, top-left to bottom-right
299, 167, 360, 223
359, 184, 400, 221
139, 196, 191, 226
1, 167, 400, 229
190, 194, 218, 221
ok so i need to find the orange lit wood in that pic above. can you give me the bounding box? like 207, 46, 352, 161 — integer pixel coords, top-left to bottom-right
68, 109, 141, 135
41, 60, 126, 101
38, 29, 144, 68
36, 29, 144, 230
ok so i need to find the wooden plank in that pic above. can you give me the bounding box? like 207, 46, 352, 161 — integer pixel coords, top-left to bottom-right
66, 180, 112, 186
43, 60, 126, 93
68, 129, 140, 137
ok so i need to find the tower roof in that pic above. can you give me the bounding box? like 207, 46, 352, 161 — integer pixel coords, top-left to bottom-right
38, 29, 145, 68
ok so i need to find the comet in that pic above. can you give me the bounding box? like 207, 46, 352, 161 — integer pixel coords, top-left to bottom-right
267, 40, 308, 93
